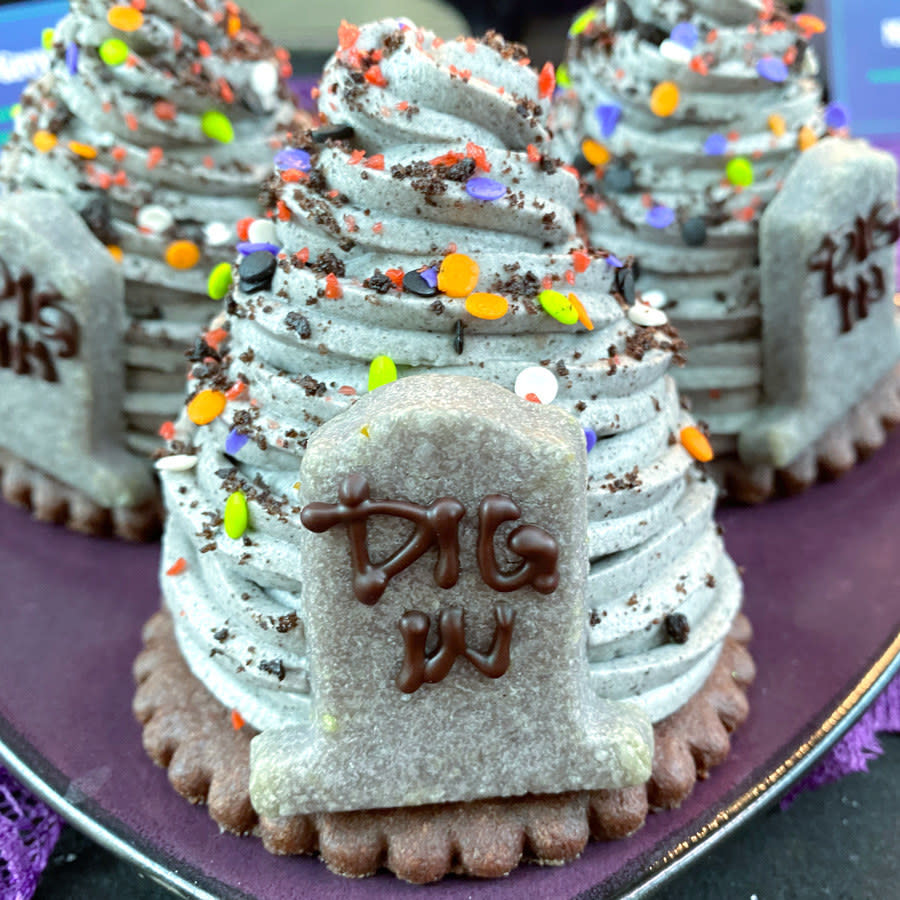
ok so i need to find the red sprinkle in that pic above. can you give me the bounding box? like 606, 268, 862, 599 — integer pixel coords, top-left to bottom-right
364, 154, 385, 170
565, 269, 576, 285
124, 113, 138, 131
226, 381, 248, 402
541, 275, 553, 290
465, 141, 490, 172
153, 100, 176, 121
202, 155, 214, 170
572, 250, 591, 273
231, 710, 246, 731
385, 268, 404, 289
236, 217, 253, 241
158, 421, 176, 440
364, 65, 387, 88
295, 247, 310, 265
526, 144, 541, 163
166, 558, 187, 576
325, 273, 343, 299
197, 40, 211, 57
430, 151, 463, 167
538, 61, 556, 99
348, 149, 366, 165
146, 146, 163, 170
276, 200, 291, 221
339, 20, 360, 50
525, 393, 541, 404
280, 168, 307, 183
218, 77, 235, 104
338, 385, 357, 396
396, 101, 409, 111
204, 328, 229, 350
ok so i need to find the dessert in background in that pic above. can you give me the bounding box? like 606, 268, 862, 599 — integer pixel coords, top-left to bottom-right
560, 1, 900, 501
0, 0, 304, 537
134, 18, 752, 882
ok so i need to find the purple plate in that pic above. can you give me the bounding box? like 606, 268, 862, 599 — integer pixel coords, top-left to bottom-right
1, 435, 899, 900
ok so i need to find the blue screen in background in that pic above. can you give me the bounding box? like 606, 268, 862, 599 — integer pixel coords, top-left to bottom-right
828, 0, 900, 138
0, 1, 68, 144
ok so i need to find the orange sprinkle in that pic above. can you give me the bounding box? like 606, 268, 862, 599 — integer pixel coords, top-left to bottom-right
67, 141, 97, 159
94, 171, 112, 190
364, 154, 385, 170
197, 39, 211, 57
111, 146, 127, 161
650, 81, 680, 117
437, 253, 479, 297
768, 113, 787, 137
325, 273, 343, 299
338, 20, 359, 50
572, 250, 591, 273
146, 146, 163, 169
798, 125, 818, 151
32, 131, 57, 153
131, 0, 146, 10
204, 327, 229, 350
153, 100, 176, 121
280, 168, 307, 183
166, 558, 187, 576
526, 144, 541, 163
225, 381, 248, 402
165, 240, 201, 270
231, 710, 246, 731
581, 139, 611, 168
226, 14, 241, 37
525, 393, 541, 404
218, 77, 234, 104
107, 245, 123, 263
465, 141, 490, 172
158, 421, 176, 440
276, 200, 291, 221
538, 61, 556, 98
385, 268, 404, 289
465, 292, 508, 320
430, 151, 464, 167
795, 14, 826, 35
364, 65, 387, 88
568, 293, 594, 331
187, 389, 227, 425
107, 5, 144, 31
396, 100, 409, 111
295, 247, 310, 266
348, 149, 366, 165
680, 426, 714, 463
125, 113, 139, 131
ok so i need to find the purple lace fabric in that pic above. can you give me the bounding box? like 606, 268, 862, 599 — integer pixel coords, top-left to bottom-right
0, 766, 62, 900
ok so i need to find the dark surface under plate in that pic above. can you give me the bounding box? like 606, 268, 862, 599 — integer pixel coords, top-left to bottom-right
1, 433, 900, 900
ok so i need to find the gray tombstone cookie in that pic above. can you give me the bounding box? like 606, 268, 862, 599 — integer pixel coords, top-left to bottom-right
740, 138, 900, 469
0, 190, 155, 509
250, 375, 653, 816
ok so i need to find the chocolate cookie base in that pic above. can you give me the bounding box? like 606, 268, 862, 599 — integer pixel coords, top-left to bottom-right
713, 361, 900, 504
133, 607, 755, 884
0, 448, 162, 542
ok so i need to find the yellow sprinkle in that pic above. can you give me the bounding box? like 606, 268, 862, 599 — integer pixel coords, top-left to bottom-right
293, 482, 301, 490
680, 426, 714, 463
32, 131, 57, 153
768, 114, 787, 137
107, 245, 123, 263
165, 240, 201, 270
581, 139, 611, 168
798, 125, 818, 151
67, 141, 97, 160
360, 425, 370, 438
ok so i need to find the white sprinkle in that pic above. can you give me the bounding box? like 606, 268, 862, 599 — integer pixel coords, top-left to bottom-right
514, 366, 559, 405
802, 47, 820, 77
605, 2, 619, 28
204, 221, 233, 246
628, 302, 668, 327
659, 40, 692, 64
136, 204, 174, 235
251, 61, 279, 109
641, 289, 668, 309
247, 218, 278, 245
155, 454, 198, 472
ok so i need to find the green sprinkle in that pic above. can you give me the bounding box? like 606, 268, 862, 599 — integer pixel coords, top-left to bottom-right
201, 109, 234, 144
556, 63, 571, 89
726, 157, 754, 187
321, 713, 338, 733
41, 28, 54, 51
224, 490, 248, 539
99, 38, 129, 67
569, 8, 597, 37
207, 262, 233, 300
10, 104, 21, 121
368, 355, 397, 392
538, 289, 579, 325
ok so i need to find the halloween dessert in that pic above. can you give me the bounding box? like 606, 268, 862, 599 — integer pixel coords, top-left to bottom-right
134, 19, 753, 882
0, 0, 303, 537
561, 1, 900, 501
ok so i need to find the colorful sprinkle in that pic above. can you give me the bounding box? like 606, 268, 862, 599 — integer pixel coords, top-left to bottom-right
768, 114, 787, 137
628, 302, 668, 327
67, 141, 97, 159
465, 292, 508, 320
569, 7, 597, 36
41, 28, 54, 51
726, 157, 754, 187
438, 253, 479, 297
605, 254, 624, 268
556, 63, 571, 88
568, 293, 594, 331
201, 110, 234, 144
584, 429, 597, 453
158, 421, 176, 441
594, 103, 622, 138
798, 125, 818, 151
187, 389, 227, 425
231, 710, 246, 731
794, 14, 827, 35
538, 289, 579, 325
237, 241, 280, 256
324, 273, 343, 299
65, 42, 79, 75
538, 62, 556, 99
581, 139, 611, 168
208, 262, 233, 300
275, 147, 311, 172
703, 133, 728, 155
224, 491, 249, 539
646, 205, 676, 229
824, 103, 850, 130
650, 82, 680, 117
225, 429, 249, 456
247, 219, 278, 245
107, 245, 123, 263
165, 558, 187, 576
368, 355, 397, 392
107, 6, 144, 31
98, 38, 129, 67
402, 269, 438, 297
514, 366, 558, 405
756, 57, 789, 83
251, 61, 279, 99
670, 22, 698, 49
659, 40, 692, 65
136, 204, 174, 234
165, 240, 201, 270
680, 426, 714, 462
32, 131, 57, 153
204, 222, 232, 246
466, 177, 506, 202
154, 454, 198, 472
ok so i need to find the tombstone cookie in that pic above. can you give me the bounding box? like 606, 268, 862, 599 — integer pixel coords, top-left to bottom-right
561, 2, 900, 501
0, 191, 156, 538
135, 19, 751, 881
0, 0, 305, 532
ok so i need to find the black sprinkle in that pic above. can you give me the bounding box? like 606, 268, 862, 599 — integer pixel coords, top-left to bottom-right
402, 269, 438, 297
311, 123, 354, 142
239, 251, 277, 294
454, 320, 465, 355
681, 217, 708, 247
603, 161, 636, 194
614, 267, 636, 304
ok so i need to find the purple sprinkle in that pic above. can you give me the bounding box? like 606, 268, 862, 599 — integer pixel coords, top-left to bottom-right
703, 133, 728, 155
65, 42, 78, 75
237, 241, 280, 256
465, 177, 506, 202
584, 428, 597, 453
420, 266, 438, 288
756, 57, 789, 83
225, 429, 249, 456
605, 254, 625, 268
670, 22, 698, 50
594, 103, 622, 138
646, 205, 676, 229
824, 102, 850, 130
274, 147, 311, 172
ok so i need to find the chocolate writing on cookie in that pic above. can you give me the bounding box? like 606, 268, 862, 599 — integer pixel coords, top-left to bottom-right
809, 202, 900, 334
300, 473, 560, 693
0, 257, 79, 383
